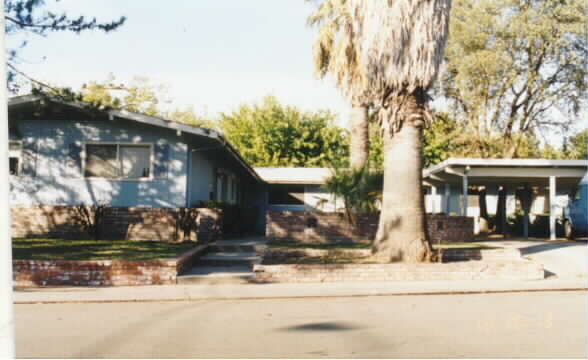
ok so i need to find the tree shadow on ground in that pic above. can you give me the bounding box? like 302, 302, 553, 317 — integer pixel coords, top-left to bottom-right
280, 321, 360, 332
519, 241, 586, 256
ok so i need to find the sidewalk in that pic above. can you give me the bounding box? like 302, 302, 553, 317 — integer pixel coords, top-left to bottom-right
13, 277, 587, 304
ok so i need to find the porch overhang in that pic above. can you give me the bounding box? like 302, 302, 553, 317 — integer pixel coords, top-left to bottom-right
423, 158, 587, 188
423, 158, 588, 241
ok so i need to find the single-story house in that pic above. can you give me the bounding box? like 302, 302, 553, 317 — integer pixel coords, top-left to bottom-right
8, 94, 587, 242
8, 94, 267, 238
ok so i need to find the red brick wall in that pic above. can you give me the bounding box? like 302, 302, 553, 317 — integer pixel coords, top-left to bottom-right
253, 261, 544, 283
266, 211, 474, 243
11, 205, 93, 240
427, 215, 475, 244
266, 211, 375, 244
14, 259, 177, 286
13, 244, 208, 287
11, 206, 222, 242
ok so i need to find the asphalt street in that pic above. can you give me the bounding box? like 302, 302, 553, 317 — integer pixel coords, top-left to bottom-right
15, 291, 587, 358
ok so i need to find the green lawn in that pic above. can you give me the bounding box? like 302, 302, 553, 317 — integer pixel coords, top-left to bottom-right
12, 238, 199, 261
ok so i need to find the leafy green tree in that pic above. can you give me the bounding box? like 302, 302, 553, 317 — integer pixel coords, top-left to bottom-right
34, 76, 217, 130
220, 96, 348, 167
79, 76, 162, 116
342, 0, 451, 262
566, 129, 588, 160
441, 0, 587, 158
164, 106, 218, 130
5, 0, 126, 92
423, 112, 459, 167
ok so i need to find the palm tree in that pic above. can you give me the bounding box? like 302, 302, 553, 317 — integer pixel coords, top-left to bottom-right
307, 0, 372, 170
346, 0, 452, 262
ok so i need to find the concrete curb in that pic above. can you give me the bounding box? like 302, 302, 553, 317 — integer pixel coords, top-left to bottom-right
13, 287, 588, 305
13, 279, 587, 304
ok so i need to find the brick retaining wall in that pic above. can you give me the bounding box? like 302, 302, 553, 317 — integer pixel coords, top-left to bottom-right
11, 206, 222, 242
13, 244, 208, 287
428, 215, 474, 244
253, 261, 544, 283
266, 211, 474, 244
261, 248, 520, 264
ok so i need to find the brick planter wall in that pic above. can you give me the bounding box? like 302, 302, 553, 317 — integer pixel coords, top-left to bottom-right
266, 211, 375, 244
253, 261, 544, 283
441, 248, 521, 262
13, 244, 208, 287
266, 211, 474, 244
427, 215, 475, 244
11, 206, 222, 242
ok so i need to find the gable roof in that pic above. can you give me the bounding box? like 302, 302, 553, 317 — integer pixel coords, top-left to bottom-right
8, 94, 263, 182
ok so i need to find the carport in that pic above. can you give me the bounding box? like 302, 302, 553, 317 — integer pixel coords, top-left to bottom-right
423, 158, 588, 240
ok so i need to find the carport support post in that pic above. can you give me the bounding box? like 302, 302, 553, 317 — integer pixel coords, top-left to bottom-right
431, 185, 437, 214
444, 183, 451, 214
0, 3, 15, 357
522, 185, 530, 239
550, 176, 557, 241
462, 168, 469, 217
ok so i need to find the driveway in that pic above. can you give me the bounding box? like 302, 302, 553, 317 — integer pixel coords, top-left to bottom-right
478, 237, 587, 279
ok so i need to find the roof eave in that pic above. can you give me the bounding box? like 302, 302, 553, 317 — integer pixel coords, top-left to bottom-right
8, 94, 264, 183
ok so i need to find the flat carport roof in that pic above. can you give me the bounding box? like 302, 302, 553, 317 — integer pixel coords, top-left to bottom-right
422, 158, 588, 240
423, 158, 587, 187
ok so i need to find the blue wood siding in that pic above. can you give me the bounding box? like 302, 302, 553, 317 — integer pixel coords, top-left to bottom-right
188, 147, 216, 206
9, 118, 189, 208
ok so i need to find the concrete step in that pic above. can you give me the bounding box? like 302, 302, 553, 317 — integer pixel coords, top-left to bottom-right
177, 265, 254, 285
197, 252, 261, 267
209, 238, 268, 254
208, 244, 265, 253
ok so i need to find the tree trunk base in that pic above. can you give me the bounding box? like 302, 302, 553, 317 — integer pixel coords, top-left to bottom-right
372, 231, 436, 263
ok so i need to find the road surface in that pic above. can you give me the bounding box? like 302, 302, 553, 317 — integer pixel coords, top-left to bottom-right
15, 291, 587, 358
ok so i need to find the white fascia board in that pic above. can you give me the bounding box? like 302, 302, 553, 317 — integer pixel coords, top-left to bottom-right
423, 157, 588, 179
467, 167, 586, 178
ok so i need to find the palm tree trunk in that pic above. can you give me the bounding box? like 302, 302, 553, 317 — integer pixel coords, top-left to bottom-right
372, 98, 432, 263
349, 104, 369, 170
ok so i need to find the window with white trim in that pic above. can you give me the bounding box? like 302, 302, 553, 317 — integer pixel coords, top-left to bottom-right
9, 141, 22, 176
84, 143, 152, 179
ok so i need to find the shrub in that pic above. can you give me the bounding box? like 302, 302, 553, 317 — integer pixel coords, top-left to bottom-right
321, 165, 383, 225
72, 203, 107, 240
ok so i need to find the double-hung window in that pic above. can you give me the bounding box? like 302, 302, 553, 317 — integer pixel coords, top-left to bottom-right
9, 141, 22, 176
84, 143, 152, 179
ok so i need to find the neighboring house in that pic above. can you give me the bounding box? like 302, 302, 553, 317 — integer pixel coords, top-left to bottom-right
8, 95, 266, 231
422, 158, 588, 239
257, 160, 588, 240
254, 167, 341, 212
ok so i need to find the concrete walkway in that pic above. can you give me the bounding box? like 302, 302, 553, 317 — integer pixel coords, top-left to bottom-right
476, 237, 587, 279
13, 277, 587, 304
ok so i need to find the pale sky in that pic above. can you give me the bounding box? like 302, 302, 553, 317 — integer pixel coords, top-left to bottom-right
9, 0, 352, 125
7, 1, 585, 144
